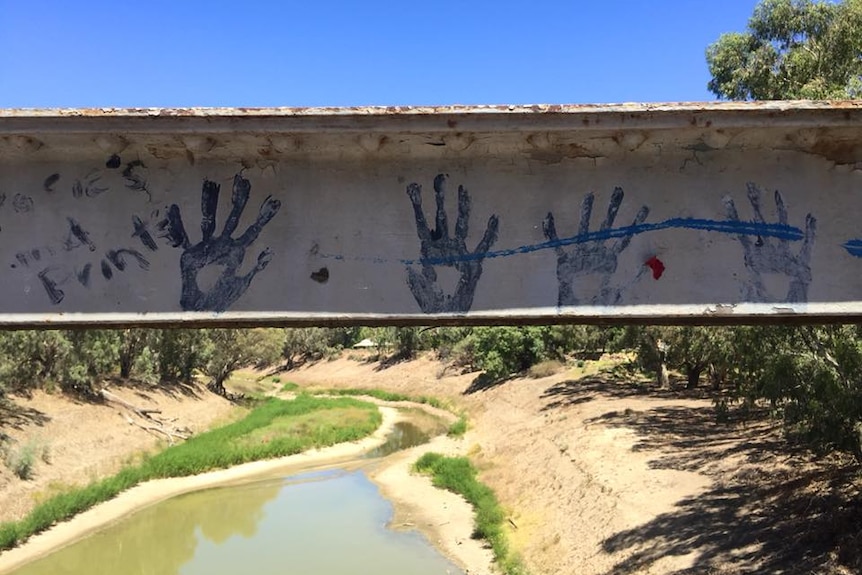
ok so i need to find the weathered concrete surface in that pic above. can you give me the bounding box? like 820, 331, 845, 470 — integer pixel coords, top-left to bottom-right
0, 102, 861, 326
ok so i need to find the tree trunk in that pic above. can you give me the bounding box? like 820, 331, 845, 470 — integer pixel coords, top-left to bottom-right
658, 364, 669, 388
657, 347, 669, 388
207, 366, 234, 397
686, 364, 703, 389
119, 356, 133, 379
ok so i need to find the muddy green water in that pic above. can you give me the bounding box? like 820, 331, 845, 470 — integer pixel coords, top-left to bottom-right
364, 421, 431, 458
12, 422, 465, 575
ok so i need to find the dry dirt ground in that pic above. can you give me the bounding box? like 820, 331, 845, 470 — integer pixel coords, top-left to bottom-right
0, 380, 235, 524
285, 352, 862, 575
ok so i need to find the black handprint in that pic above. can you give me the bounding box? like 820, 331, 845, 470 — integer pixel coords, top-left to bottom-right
405, 174, 499, 313
723, 183, 816, 303
158, 174, 281, 311
543, 187, 649, 306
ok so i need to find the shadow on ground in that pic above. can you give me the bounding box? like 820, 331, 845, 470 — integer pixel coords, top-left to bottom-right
0, 399, 50, 431
463, 372, 509, 394
584, 400, 862, 573
541, 373, 714, 411
104, 377, 203, 401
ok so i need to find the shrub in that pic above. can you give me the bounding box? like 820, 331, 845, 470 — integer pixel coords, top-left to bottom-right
464, 327, 557, 381
447, 415, 468, 437
527, 360, 564, 379
4, 441, 39, 480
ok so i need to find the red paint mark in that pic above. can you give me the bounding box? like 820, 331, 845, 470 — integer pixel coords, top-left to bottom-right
645, 256, 665, 280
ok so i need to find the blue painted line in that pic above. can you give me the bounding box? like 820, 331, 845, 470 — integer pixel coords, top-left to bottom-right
319, 217, 805, 267
843, 239, 862, 258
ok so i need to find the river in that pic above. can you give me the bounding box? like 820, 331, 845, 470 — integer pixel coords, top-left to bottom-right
10, 421, 466, 575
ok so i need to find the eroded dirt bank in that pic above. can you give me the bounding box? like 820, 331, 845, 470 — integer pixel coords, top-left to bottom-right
0, 382, 235, 525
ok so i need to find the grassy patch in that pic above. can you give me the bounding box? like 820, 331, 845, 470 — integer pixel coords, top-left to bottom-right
0, 394, 380, 551
223, 371, 272, 399
308, 387, 447, 410
280, 381, 299, 392
141, 395, 380, 478
414, 453, 527, 575
233, 407, 375, 448
447, 415, 468, 437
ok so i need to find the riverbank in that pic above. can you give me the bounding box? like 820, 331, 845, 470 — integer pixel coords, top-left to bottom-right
286, 352, 862, 575
0, 394, 498, 575
284, 393, 498, 575
0, 404, 400, 574
369, 426, 496, 575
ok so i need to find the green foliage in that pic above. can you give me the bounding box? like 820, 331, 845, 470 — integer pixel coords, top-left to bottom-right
447, 415, 468, 437
737, 326, 862, 459
131, 345, 160, 385
0, 330, 70, 392
422, 327, 473, 359
0, 395, 381, 551
282, 328, 334, 368
629, 325, 862, 461
118, 329, 154, 379
204, 328, 283, 392
157, 329, 212, 383
312, 387, 446, 409
141, 395, 380, 477
457, 327, 556, 381
414, 453, 527, 575
636, 326, 738, 389
355, 327, 433, 361
707, 0, 862, 100
62, 330, 121, 393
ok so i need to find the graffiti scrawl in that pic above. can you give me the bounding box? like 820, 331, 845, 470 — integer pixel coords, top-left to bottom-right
405, 174, 499, 313
16, 217, 150, 305
544, 187, 650, 306
723, 183, 816, 303
157, 173, 281, 312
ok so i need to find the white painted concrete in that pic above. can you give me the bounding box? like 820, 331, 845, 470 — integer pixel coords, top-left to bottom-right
0, 104, 859, 325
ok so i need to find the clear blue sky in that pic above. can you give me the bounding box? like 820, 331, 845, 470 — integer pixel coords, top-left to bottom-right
0, 1, 761, 108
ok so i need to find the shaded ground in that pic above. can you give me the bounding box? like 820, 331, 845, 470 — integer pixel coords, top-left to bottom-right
591, 405, 861, 575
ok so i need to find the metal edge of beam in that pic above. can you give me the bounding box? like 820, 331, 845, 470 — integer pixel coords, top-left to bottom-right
2, 303, 861, 329
1, 101, 861, 134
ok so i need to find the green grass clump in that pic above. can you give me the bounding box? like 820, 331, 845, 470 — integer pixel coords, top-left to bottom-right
414, 453, 528, 575
280, 381, 299, 392
311, 387, 446, 409
447, 415, 468, 437
141, 395, 380, 478
0, 394, 381, 552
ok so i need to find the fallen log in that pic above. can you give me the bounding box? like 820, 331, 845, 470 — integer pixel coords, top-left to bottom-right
100, 389, 162, 421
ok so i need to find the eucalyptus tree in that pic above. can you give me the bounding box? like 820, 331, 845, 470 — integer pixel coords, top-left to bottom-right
707, 0, 862, 100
